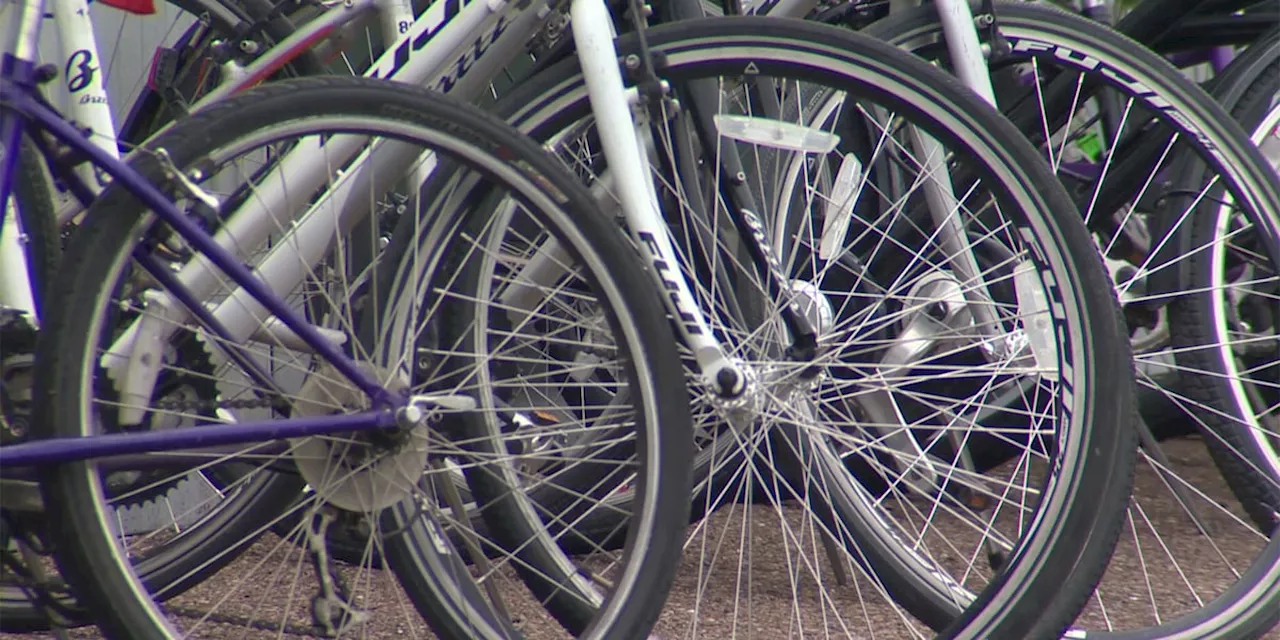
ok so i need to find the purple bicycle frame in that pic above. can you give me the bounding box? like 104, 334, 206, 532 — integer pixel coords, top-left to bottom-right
0, 0, 405, 469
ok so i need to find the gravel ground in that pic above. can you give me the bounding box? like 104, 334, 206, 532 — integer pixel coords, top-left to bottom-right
3, 436, 1278, 640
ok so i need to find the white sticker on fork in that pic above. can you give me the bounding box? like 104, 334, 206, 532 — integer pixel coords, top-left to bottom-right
1012, 259, 1058, 372
819, 153, 863, 260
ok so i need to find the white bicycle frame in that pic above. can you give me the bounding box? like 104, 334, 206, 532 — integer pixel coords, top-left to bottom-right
0, 0, 121, 320
4, 0, 1016, 427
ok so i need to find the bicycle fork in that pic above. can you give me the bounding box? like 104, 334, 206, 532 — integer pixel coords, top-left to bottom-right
568, 0, 747, 399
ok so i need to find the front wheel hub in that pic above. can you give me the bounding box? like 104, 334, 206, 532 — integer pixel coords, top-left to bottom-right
789, 279, 835, 339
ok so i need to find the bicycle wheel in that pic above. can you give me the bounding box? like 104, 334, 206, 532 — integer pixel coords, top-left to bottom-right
29, 75, 691, 639
860, 3, 1280, 637
471, 16, 1137, 639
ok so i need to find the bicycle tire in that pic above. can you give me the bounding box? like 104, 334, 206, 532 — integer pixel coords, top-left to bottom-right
366, 137, 696, 639
10, 137, 60, 316
0, 143, 62, 634
1116, 0, 1273, 54
0, 141, 72, 631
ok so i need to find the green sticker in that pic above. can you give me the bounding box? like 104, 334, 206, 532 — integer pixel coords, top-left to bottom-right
1076, 131, 1103, 163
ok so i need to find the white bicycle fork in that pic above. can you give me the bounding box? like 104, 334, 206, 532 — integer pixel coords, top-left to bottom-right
570, 0, 745, 397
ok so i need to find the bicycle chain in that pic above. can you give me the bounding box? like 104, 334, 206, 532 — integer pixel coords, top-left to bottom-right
152, 395, 285, 413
